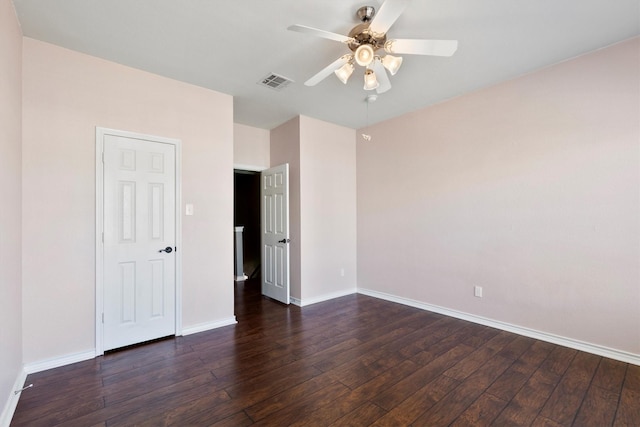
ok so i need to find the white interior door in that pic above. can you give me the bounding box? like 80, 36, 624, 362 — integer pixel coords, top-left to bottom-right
102, 133, 177, 351
261, 164, 290, 304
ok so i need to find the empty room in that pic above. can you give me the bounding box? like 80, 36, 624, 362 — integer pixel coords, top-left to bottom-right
1, 0, 638, 425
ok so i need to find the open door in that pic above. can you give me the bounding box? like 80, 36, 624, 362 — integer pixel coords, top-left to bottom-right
261, 164, 290, 304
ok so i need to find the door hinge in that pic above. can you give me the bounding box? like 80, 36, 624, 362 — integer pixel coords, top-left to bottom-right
102, 232, 104, 243
101, 313, 104, 323
101, 152, 104, 163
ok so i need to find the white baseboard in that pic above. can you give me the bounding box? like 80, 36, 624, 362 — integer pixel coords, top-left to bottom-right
290, 296, 302, 306
358, 288, 640, 366
181, 317, 237, 336
0, 369, 27, 427
20, 318, 238, 375
297, 288, 357, 307
23, 350, 96, 375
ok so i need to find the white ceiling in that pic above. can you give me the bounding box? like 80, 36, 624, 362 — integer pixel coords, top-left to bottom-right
12, 0, 640, 130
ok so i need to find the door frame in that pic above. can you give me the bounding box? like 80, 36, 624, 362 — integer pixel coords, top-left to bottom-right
95, 127, 183, 356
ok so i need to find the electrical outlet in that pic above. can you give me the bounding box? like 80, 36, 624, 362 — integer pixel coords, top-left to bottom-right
474, 286, 483, 298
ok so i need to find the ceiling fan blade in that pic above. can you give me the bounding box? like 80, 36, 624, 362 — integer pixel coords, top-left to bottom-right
371, 59, 391, 94
305, 55, 351, 86
288, 24, 353, 43
368, 0, 411, 37
385, 39, 459, 56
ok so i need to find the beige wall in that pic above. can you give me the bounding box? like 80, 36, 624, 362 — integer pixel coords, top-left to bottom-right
270, 116, 357, 304
270, 117, 302, 300
0, 0, 23, 419
21, 38, 235, 364
234, 123, 270, 169
299, 116, 357, 302
357, 38, 640, 355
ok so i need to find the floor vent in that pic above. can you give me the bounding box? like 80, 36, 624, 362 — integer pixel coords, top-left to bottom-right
258, 73, 294, 91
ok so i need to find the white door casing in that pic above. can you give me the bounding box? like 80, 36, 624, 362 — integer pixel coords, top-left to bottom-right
261, 164, 290, 304
96, 128, 182, 354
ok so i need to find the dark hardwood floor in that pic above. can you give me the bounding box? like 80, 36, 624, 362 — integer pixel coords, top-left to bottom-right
11, 279, 640, 426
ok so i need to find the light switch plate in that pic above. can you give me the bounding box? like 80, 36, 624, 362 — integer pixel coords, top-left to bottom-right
474, 286, 483, 298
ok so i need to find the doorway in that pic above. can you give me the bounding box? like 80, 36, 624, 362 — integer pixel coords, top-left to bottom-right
234, 170, 261, 282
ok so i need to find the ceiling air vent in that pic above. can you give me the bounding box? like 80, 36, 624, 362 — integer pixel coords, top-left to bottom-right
258, 73, 294, 91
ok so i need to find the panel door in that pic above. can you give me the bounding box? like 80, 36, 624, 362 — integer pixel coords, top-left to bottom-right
261, 164, 290, 304
103, 134, 176, 351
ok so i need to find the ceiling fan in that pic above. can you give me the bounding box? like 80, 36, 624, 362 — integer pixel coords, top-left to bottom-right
288, 0, 458, 94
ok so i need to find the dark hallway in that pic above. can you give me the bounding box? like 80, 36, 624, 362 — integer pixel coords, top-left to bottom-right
234, 170, 261, 280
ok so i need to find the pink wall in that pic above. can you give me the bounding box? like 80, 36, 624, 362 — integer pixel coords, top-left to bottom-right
270, 117, 302, 299
299, 116, 357, 302
0, 0, 23, 421
357, 38, 640, 356
22, 38, 234, 364
270, 116, 358, 304
234, 123, 270, 169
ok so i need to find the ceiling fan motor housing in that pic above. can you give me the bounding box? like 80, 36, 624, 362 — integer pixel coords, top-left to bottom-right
347, 23, 387, 52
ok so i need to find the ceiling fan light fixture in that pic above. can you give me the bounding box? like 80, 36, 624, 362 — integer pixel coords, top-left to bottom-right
363, 69, 379, 90
355, 44, 375, 67
289, 2, 460, 94
334, 60, 355, 84
381, 54, 403, 75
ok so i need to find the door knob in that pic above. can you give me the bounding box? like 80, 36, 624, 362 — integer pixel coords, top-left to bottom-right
277, 238, 291, 244
159, 246, 173, 253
